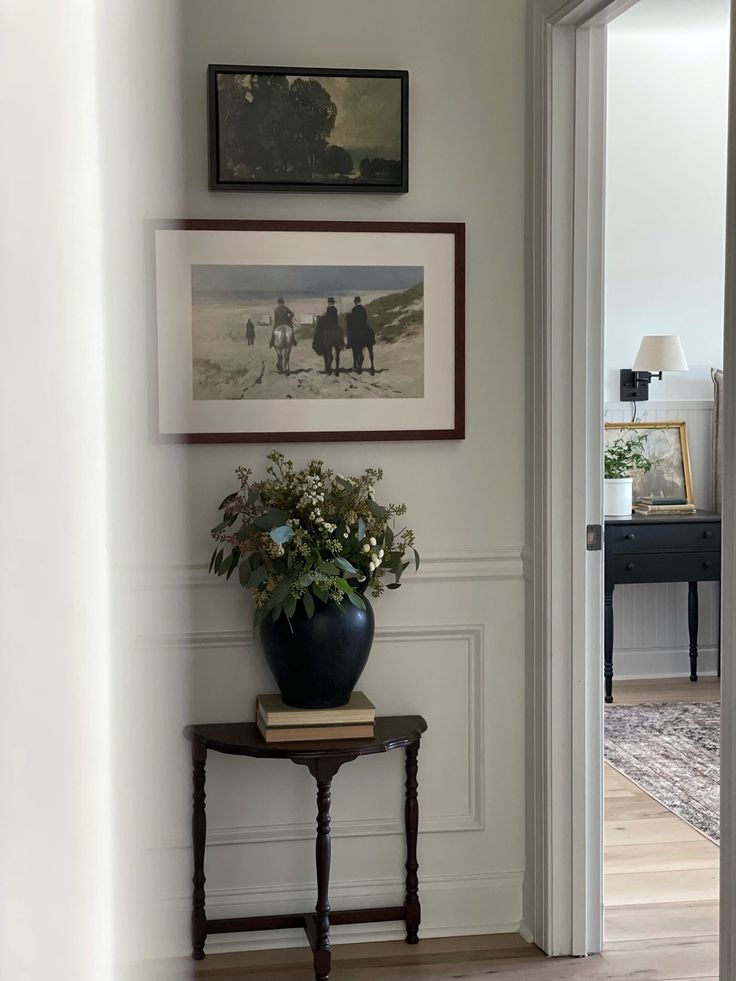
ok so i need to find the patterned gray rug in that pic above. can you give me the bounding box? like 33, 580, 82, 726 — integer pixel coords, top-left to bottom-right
604, 700, 720, 843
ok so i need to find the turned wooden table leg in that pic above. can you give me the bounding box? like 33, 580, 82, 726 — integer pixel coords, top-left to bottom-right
404, 739, 421, 944
604, 585, 615, 703
191, 739, 207, 960
314, 775, 333, 981
688, 580, 699, 682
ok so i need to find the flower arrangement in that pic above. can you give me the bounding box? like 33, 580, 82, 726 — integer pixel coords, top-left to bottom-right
210, 451, 419, 625
604, 431, 652, 479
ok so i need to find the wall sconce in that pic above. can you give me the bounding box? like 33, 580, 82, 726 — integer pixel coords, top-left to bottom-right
619, 335, 689, 401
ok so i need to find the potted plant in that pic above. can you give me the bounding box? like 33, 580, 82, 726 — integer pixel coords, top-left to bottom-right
604, 431, 652, 516
209, 451, 419, 708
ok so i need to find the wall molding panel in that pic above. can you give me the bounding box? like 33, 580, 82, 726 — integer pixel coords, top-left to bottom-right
160, 624, 485, 846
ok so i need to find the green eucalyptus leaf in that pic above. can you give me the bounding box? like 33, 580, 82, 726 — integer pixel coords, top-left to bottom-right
269, 578, 293, 605
318, 561, 339, 575
387, 582, 402, 590
253, 508, 289, 529
225, 550, 240, 579
218, 492, 239, 510
284, 594, 297, 619
346, 590, 366, 610
208, 550, 217, 574
247, 565, 269, 588
384, 526, 394, 548
357, 517, 366, 541
303, 590, 315, 618
368, 499, 385, 518
313, 585, 329, 603
271, 605, 282, 623
335, 557, 358, 574
412, 547, 420, 571
213, 549, 224, 574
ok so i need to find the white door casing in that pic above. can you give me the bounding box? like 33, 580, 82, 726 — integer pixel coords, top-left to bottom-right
527, 0, 736, 972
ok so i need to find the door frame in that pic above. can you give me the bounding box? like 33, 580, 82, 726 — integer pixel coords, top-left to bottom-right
526, 0, 736, 973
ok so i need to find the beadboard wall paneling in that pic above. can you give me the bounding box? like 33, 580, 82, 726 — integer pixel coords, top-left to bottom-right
604, 401, 719, 679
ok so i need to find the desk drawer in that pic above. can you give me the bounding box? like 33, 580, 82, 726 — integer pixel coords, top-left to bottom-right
613, 552, 720, 584
610, 521, 720, 553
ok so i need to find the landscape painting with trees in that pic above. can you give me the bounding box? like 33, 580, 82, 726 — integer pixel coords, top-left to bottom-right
208, 66, 408, 191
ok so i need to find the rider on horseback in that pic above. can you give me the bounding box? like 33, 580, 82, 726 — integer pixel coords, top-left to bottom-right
269, 298, 297, 348
312, 297, 338, 356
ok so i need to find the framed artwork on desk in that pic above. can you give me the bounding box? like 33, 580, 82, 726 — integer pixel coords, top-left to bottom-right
604, 421, 694, 504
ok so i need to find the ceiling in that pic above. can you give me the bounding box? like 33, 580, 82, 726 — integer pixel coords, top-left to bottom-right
610, 0, 730, 34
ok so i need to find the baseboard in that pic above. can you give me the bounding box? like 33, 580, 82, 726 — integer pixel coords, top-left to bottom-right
175, 871, 524, 956
517, 920, 535, 944
612, 645, 719, 681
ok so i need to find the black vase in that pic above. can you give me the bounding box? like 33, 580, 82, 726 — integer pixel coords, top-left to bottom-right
258, 595, 375, 709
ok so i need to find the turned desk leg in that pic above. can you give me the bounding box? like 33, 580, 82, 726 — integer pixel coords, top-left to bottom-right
405, 740, 421, 944
604, 585, 615, 704
689, 581, 699, 682
191, 740, 207, 961
314, 777, 333, 981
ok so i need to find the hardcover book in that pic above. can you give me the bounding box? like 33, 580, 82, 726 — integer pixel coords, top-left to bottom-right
256, 691, 376, 728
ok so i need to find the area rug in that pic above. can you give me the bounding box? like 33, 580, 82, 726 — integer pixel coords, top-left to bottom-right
604, 700, 720, 843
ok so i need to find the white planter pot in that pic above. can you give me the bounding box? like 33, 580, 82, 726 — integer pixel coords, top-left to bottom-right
604, 477, 633, 517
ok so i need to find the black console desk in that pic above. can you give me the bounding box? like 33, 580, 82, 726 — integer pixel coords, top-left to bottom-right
604, 511, 721, 703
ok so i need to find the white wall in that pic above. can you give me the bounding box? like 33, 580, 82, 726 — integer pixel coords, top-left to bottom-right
104, 0, 528, 966
604, 0, 728, 680
604, 0, 729, 402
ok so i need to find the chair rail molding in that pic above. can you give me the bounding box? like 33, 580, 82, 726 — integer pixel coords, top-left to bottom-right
133, 547, 524, 591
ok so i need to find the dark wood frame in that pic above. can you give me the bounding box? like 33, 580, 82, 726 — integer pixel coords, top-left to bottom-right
152, 218, 465, 443
208, 64, 409, 193
184, 716, 427, 980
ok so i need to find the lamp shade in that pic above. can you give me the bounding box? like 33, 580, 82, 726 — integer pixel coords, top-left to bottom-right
632, 335, 689, 372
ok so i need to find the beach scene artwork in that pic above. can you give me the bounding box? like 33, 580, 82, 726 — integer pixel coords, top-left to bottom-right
191, 264, 424, 401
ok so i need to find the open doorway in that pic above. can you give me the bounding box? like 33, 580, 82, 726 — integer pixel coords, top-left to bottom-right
601, 0, 728, 966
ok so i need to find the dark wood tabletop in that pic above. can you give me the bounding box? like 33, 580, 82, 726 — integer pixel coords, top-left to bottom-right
184, 715, 427, 759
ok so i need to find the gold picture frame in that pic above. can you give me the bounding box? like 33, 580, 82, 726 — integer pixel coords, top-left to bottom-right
604, 421, 694, 504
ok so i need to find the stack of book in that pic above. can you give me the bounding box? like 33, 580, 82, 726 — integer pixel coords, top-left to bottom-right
256, 691, 376, 743
633, 497, 696, 516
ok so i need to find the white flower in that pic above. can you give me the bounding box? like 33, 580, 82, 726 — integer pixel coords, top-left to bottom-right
371, 553, 378, 564
362, 543, 370, 553
343, 532, 349, 539
369, 536, 377, 546
369, 561, 375, 572
378, 549, 384, 559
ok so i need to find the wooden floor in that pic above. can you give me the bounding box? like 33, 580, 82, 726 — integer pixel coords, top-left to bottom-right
185, 678, 720, 980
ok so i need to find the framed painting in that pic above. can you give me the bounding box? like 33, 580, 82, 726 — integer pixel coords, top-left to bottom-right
152, 219, 465, 442
208, 65, 409, 193
604, 421, 694, 503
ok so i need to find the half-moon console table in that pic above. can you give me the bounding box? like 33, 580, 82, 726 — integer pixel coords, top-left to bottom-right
183, 715, 428, 981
